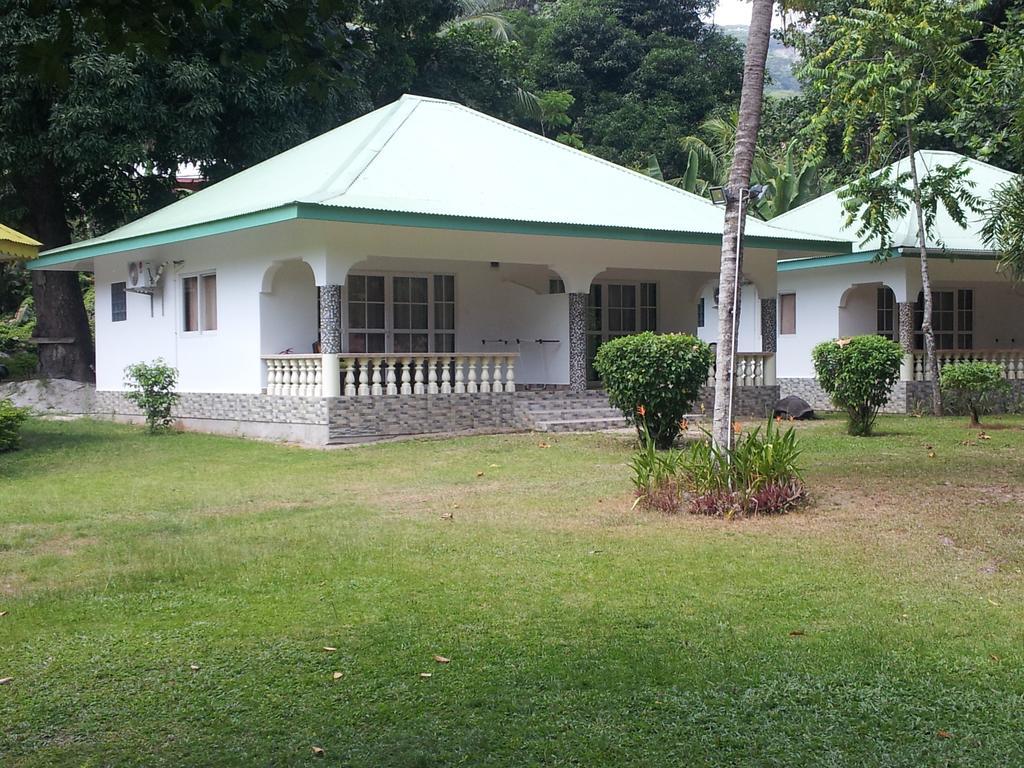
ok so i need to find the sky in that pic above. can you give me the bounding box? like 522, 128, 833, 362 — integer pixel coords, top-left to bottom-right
704, 0, 785, 28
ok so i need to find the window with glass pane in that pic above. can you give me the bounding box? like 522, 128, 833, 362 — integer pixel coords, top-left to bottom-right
957, 289, 973, 349
640, 283, 657, 331
182, 272, 216, 332
183, 276, 199, 331
549, 279, 565, 294
201, 274, 217, 330
914, 290, 955, 350
779, 293, 796, 335
586, 284, 602, 332
347, 275, 386, 353
697, 297, 705, 328
876, 287, 895, 339
111, 281, 127, 322
392, 276, 429, 353
607, 284, 636, 336
434, 274, 455, 353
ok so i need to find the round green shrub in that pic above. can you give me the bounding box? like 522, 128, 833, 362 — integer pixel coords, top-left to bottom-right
812, 335, 902, 436
0, 397, 30, 452
939, 361, 1009, 426
593, 332, 712, 449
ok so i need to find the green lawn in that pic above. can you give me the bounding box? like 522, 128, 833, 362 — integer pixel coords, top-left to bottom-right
1, 416, 1023, 766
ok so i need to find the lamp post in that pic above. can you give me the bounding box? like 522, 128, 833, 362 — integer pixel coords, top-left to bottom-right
709, 184, 766, 449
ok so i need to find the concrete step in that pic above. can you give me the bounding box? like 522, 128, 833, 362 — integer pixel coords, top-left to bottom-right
518, 406, 624, 419
534, 417, 630, 432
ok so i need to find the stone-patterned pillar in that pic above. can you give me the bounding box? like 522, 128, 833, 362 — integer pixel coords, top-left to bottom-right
898, 302, 914, 381
319, 284, 342, 397
760, 297, 777, 385
568, 292, 588, 393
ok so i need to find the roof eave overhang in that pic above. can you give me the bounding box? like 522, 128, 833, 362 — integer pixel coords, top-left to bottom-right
30, 202, 848, 270
778, 247, 1001, 272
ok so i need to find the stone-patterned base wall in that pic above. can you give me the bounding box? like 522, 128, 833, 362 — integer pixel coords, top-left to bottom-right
328, 392, 526, 442
778, 378, 908, 414
93, 391, 329, 443
906, 379, 1024, 415
696, 385, 780, 418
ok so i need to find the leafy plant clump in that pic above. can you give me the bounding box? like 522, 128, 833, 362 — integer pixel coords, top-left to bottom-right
940, 361, 1010, 426
594, 332, 713, 449
629, 417, 805, 517
628, 412, 687, 512
0, 397, 30, 452
124, 359, 180, 433
683, 418, 806, 518
813, 335, 902, 436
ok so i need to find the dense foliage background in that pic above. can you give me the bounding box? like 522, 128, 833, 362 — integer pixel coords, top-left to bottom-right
1, 0, 1022, 365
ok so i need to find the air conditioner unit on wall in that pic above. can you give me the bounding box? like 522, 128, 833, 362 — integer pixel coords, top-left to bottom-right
127, 261, 162, 293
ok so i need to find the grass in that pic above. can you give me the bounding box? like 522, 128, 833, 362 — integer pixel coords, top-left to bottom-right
1, 415, 1023, 766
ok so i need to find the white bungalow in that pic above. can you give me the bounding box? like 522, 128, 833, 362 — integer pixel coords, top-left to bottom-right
30, 95, 838, 442
766, 151, 1023, 412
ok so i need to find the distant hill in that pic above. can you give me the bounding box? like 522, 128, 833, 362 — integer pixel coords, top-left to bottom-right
721, 25, 801, 95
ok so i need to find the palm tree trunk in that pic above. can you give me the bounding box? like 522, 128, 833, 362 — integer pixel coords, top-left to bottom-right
711, 0, 774, 449
905, 134, 942, 415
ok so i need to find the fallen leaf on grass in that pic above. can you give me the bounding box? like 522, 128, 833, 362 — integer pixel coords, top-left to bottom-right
440, 513, 454, 520
989, 654, 1001, 662
433, 655, 450, 664
190, 664, 200, 671
488, 463, 499, 468
419, 672, 432, 679
788, 630, 805, 637
475, 471, 484, 478
322, 646, 337, 652
928, 451, 936, 458
0, 677, 12, 685
0, 611, 7, 617
988, 599, 1002, 607
538, 442, 551, 449
332, 671, 344, 680
978, 432, 991, 440
936, 730, 953, 739
311, 746, 325, 756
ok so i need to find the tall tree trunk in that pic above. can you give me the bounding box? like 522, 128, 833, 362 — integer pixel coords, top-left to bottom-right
711, 0, 774, 449
905, 135, 942, 415
14, 163, 95, 382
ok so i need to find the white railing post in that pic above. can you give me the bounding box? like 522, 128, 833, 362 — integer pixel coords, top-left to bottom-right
479, 356, 491, 393
357, 358, 370, 396
427, 357, 440, 394
400, 357, 413, 395
371, 359, 383, 396
413, 358, 425, 394
385, 359, 398, 396
504, 355, 516, 393
466, 358, 478, 394
454, 356, 466, 394
440, 357, 452, 394
344, 358, 357, 397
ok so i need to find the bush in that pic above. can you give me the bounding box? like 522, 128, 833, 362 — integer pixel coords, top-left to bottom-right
0, 350, 38, 380
940, 361, 1009, 426
0, 398, 30, 452
124, 359, 180, 433
683, 418, 806, 517
594, 332, 713, 449
813, 335, 902, 436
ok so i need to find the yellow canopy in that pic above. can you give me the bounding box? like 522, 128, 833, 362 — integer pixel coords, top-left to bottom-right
0, 223, 42, 261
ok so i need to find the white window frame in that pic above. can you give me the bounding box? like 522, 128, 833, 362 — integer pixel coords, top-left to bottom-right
779, 292, 796, 335
181, 271, 217, 335
343, 271, 457, 354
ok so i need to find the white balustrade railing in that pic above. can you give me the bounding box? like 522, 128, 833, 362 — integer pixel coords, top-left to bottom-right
911, 349, 1024, 381
705, 352, 776, 388
263, 354, 324, 396
263, 353, 518, 397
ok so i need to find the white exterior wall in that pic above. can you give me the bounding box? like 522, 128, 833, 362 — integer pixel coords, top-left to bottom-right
695, 283, 763, 352
95, 248, 266, 393
95, 248, 717, 391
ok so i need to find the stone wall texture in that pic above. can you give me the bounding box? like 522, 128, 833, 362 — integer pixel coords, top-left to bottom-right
696, 385, 780, 418
94, 391, 328, 424
328, 392, 526, 442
